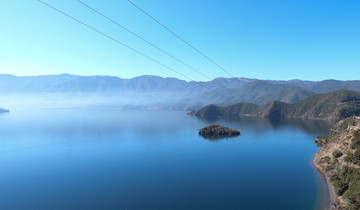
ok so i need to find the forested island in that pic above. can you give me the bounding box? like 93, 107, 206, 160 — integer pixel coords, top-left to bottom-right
199, 124, 240, 139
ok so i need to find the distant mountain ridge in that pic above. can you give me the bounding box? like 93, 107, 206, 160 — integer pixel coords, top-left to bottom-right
0, 74, 360, 110
191, 89, 360, 121
1, 74, 360, 93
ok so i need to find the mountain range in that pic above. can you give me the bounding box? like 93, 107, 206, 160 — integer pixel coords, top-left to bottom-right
0, 74, 360, 110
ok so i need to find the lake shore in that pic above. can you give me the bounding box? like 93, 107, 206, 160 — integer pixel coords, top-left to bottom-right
312, 117, 360, 209
313, 155, 338, 210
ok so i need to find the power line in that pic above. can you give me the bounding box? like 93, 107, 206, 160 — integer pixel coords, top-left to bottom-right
37, 0, 236, 103
127, 0, 236, 78
127, 0, 258, 97
75, 0, 241, 99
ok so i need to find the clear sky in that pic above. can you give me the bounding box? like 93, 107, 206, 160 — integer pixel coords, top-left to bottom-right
0, 0, 359, 81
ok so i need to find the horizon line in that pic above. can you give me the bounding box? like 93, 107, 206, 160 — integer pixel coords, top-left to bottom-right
0, 73, 357, 82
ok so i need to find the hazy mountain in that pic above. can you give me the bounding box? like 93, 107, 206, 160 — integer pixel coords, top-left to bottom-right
0, 74, 210, 109
265, 79, 360, 93
307, 80, 360, 93
181, 80, 315, 109
0, 74, 253, 109
265, 79, 316, 88
0, 74, 188, 93
1, 74, 360, 110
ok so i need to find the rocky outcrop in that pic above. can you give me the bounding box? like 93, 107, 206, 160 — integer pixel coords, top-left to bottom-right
198, 124, 240, 139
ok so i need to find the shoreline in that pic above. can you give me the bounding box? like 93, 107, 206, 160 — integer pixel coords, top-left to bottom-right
325, 175, 338, 210
314, 159, 338, 210
312, 117, 360, 209
310, 155, 333, 210
313, 157, 337, 210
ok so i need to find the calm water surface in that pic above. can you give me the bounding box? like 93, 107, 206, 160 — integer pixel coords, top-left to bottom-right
0, 109, 332, 209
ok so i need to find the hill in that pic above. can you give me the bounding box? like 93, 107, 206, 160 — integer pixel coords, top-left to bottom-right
191, 89, 360, 121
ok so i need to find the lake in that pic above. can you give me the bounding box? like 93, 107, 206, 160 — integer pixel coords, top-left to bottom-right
0, 109, 332, 209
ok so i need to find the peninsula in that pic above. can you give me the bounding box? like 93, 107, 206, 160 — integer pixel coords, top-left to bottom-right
314, 117, 360, 209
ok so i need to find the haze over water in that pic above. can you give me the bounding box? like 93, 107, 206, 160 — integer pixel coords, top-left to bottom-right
0, 109, 332, 209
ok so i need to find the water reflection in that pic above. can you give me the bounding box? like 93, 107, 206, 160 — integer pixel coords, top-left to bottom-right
199, 135, 241, 141
197, 116, 334, 138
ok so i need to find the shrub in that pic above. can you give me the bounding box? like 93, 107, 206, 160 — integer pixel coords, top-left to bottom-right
333, 150, 343, 158
351, 119, 357, 126
353, 130, 360, 138
320, 156, 331, 164
351, 135, 360, 149
344, 180, 360, 209
331, 175, 348, 196
344, 152, 354, 162
343, 168, 360, 209
353, 150, 360, 166
332, 158, 339, 164
331, 167, 360, 208
326, 165, 334, 172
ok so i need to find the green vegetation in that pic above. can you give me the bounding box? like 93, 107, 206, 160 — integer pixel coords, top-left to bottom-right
344, 130, 360, 166
333, 150, 343, 158
320, 156, 331, 164
315, 117, 360, 209
339, 105, 360, 119
345, 152, 354, 162
198, 124, 240, 139
344, 150, 360, 166
315, 135, 333, 147
339, 118, 357, 131
351, 130, 360, 149
325, 165, 334, 172
331, 167, 360, 209
194, 103, 259, 118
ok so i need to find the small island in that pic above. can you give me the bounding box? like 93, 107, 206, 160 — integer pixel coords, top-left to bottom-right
0, 108, 9, 113
199, 124, 240, 139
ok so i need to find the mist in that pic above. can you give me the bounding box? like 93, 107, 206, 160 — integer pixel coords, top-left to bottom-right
0, 91, 193, 110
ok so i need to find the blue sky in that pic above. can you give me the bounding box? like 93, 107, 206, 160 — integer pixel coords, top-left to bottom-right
0, 0, 359, 81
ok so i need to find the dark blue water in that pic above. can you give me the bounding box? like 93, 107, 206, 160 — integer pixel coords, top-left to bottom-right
0, 110, 331, 209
